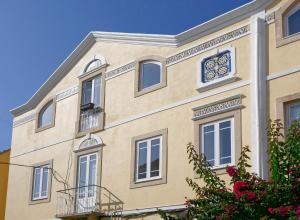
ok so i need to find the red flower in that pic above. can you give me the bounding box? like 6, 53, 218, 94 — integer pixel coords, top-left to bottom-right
226, 166, 239, 177
279, 206, 288, 216
233, 181, 248, 193
216, 216, 221, 220
235, 191, 256, 200
296, 209, 300, 216
268, 208, 274, 214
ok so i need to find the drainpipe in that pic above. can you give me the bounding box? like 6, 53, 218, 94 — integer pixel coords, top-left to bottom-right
250, 11, 268, 179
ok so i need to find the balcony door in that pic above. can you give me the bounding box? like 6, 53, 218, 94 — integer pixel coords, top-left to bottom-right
77, 153, 97, 213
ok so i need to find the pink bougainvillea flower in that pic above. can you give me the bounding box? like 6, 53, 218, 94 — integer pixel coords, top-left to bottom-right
233, 181, 248, 193
279, 206, 288, 216
226, 166, 239, 177
268, 207, 274, 214
295, 209, 300, 216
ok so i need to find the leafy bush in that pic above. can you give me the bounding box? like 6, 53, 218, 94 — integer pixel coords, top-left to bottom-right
159, 120, 300, 220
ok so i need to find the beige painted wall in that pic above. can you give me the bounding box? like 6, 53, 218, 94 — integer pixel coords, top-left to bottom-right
6, 0, 300, 219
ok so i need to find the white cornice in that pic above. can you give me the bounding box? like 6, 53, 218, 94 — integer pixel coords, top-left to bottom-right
10, 0, 277, 117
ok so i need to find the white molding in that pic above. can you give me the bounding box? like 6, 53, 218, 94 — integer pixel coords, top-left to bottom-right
105, 79, 250, 130
250, 11, 268, 179
10, 0, 277, 117
267, 65, 300, 80
10, 80, 250, 159
79, 53, 107, 76
108, 204, 186, 217
12, 113, 36, 128
56, 85, 79, 102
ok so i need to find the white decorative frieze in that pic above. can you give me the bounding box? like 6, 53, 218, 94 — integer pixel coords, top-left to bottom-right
265, 12, 275, 24
56, 85, 79, 102
13, 113, 36, 127
192, 95, 242, 120
105, 61, 135, 79
166, 25, 250, 66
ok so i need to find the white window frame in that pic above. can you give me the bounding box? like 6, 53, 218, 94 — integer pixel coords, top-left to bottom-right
139, 61, 162, 91
82, 76, 101, 107
32, 165, 50, 200
77, 153, 98, 188
197, 47, 236, 90
135, 135, 162, 183
286, 100, 300, 127
284, 2, 300, 37
201, 117, 235, 169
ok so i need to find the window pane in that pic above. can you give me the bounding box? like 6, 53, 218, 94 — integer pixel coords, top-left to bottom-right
38, 102, 53, 128
140, 62, 161, 89
33, 168, 41, 199
41, 167, 49, 197
79, 157, 87, 187
288, 8, 300, 35
150, 138, 160, 177
82, 80, 92, 105
137, 142, 147, 179
93, 77, 101, 107
219, 120, 232, 165
289, 103, 300, 126
203, 125, 215, 166
88, 155, 97, 197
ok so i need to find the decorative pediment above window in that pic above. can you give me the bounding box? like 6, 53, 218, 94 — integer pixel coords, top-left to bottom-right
197, 47, 236, 91
79, 54, 107, 77
74, 134, 103, 152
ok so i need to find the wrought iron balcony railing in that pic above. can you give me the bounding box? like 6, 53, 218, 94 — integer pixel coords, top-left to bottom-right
56, 185, 123, 218
79, 108, 101, 132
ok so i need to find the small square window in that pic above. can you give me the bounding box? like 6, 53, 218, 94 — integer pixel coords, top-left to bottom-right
286, 101, 300, 127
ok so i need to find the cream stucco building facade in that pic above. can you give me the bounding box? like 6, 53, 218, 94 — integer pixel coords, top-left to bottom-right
5, 0, 300, 219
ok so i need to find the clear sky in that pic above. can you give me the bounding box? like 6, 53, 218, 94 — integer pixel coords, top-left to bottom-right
0, 0, 251, 151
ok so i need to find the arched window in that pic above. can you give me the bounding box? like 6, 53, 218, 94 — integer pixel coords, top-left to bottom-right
38, 100, 54, 129
139, 61, 161, 90
284, 3, 300, 36
84, 59, 101, 73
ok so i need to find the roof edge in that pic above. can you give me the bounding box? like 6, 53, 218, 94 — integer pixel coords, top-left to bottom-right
10, 0, 277, 117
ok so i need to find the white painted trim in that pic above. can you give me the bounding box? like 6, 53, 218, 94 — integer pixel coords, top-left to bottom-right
267, 65, 300, 81
197, 46, 236, 89
105, 79, 250, 130
10, 80, 250, 159
79, 53, 107, 76
250, 11, 268, 179
108, 204, 186, 217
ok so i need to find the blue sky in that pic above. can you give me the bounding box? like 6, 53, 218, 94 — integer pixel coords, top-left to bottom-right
0, 0, 251, 151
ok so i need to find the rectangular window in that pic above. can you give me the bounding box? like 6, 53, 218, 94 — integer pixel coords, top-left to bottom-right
82, 76, 101, 107
136, 136, 162, 182
201, 118, 234, 168
286, 101, 300, 127
32, 165, 50, 200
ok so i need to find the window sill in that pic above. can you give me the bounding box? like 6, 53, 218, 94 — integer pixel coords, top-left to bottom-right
196, 76, 238, 93
130, 177, 166, 189
134, 81, 167, 98
29, 196, 51, 205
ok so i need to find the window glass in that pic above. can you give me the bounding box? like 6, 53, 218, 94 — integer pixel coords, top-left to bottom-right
288, 102, 300, 126
201, 118, 233, 167
137, 142, 147, 180
288, 7, 300, 35
150, 139, 160, 177
136, 136, 162, 181
219, 120, 232, 165
203, 125, 215, 166
32, 165, 49, 200
38, 101, 53, 128
140, 62, 161, 90
82, 80, 93, 105
93, 76, 101, 107
33, 168, 41, 199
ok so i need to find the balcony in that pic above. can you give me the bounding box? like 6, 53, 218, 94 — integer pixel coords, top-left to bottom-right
79, 108, 101, 132
56, 185, 123, 218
